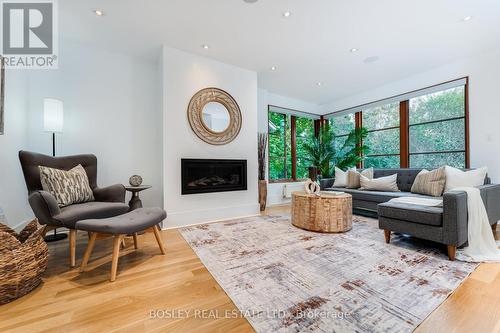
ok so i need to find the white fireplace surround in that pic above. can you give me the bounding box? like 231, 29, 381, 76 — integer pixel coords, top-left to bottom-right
162, 46, 259, 228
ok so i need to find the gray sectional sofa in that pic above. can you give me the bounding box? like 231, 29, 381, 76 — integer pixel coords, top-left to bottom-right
321, 168, 500, 260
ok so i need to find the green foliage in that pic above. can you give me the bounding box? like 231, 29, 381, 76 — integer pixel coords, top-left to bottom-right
302, 125, 369, 178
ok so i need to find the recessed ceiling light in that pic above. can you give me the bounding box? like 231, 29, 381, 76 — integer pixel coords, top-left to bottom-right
462, 16, 472, 21
93, 9, 104, 16
350, 48, 359, 53
243, 0, 258, 3
364, 56, 380, 64
317, 82, 322, 86
283, 11, 291, 18
202, 44, 210, 49
270, 66, 277, 71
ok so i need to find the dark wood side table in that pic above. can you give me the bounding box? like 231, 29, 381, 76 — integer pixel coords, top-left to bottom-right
125, 185, 152, 211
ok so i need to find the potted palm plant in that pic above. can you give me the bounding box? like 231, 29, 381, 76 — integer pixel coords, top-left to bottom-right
302, 124, 369, 186
257, 133, 268, 211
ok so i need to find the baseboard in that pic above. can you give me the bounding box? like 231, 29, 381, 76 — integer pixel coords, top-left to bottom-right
162, 203, 260, 229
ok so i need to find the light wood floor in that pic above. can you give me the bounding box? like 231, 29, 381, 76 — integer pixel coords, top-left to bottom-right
1, 205, 500, 333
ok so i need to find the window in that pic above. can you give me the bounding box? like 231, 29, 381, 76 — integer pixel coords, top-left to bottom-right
268, 107, 319, 181
362, 102, 401, 168
409, 86, 466, 168
268, 111, 291, 180
323, 78, 469, 170
295, 117, 315, 179
329, 113, 355, 152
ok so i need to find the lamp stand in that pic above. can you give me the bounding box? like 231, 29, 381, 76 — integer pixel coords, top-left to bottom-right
44, 132, 68, 243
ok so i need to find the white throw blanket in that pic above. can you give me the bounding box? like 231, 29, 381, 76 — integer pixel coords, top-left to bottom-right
453, 187, 500, 262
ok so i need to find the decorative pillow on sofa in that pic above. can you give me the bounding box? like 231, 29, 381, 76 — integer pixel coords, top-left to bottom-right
360, 174, 399, 192
333, 166, 355, 187
39, 164, 94, 207
411, 167, 446, 197
347, 168, 373, 189
444, 166, 487, 191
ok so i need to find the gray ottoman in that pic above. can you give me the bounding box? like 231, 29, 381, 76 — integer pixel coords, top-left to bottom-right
76, 207, 167, 281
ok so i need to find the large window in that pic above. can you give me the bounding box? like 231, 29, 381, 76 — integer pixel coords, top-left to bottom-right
324, 78, 469, 169
329, 113, 355, 152
362, 102, 401, 168
268, 107, 317, 181
268, 112, 291, 180
409, 86, 466, 168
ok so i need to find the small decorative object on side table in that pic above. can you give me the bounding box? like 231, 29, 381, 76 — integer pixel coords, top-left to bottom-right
291, 191, 352, 233
125, 185, 151, 211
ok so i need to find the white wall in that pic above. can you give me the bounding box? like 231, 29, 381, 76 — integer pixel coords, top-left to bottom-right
162, 46, 259, 228
321, 49, 500, 182
0, 70, 32, 228
257, 89, 321, 206
26, 40, 163, 209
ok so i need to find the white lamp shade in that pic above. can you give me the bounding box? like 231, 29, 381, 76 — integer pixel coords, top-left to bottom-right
43, 98, 64, 132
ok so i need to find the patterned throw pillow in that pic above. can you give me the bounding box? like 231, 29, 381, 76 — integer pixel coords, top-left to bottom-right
346, 168, 373, 189
411, 167, 446, 197
39, 164, 95, 207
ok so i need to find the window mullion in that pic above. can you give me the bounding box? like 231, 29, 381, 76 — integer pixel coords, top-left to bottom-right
291, 115, 297, 180
400, 100, 409, 168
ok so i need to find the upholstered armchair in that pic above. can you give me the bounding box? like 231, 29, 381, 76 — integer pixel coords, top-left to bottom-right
19, 151, 129, 267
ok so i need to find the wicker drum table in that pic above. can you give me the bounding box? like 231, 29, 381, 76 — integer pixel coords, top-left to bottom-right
291, 191, 352, 233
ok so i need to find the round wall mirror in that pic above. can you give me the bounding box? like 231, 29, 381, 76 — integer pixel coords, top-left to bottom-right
201, 102, 230, 133
187, 87, 242, 145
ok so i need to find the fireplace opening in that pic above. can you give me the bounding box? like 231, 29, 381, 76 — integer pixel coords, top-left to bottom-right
181, 159, 247, 195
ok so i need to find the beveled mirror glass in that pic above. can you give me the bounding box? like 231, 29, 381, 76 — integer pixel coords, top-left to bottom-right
201, 102, 230, 133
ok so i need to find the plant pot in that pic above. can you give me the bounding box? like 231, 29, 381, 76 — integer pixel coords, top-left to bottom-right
258, 180, 267, 211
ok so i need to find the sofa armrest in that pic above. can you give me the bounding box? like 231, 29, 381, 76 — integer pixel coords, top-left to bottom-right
443, 184, 500, 246
28, 191, 61, 226
442, 190, 468, 246
93, 184, 126, 203
477, 184, 500, 225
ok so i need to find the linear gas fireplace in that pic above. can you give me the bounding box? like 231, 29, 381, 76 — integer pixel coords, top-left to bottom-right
181, 159, 247, 195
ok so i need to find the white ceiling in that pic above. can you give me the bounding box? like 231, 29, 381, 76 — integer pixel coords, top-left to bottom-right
60, 0, 500, 105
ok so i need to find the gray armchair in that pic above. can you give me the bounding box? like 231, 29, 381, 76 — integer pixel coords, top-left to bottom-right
19, 151, 129, 267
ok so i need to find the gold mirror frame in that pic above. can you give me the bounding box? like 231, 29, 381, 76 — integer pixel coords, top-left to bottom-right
187, 87, 242, 145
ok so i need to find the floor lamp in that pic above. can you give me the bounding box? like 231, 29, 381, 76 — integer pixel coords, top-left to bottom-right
43, 98, 67, 242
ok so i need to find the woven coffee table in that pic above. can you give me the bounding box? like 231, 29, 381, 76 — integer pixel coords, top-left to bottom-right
291, 191, 352, 233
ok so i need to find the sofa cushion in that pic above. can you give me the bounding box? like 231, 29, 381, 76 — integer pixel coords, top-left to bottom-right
327, 187, 433, 203
53, 201, 129, 229
378, 201, 443, 226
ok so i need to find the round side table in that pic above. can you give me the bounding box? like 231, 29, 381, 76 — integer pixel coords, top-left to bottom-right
125, 185, 152, 211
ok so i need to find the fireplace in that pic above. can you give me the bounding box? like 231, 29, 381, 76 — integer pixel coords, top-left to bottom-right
181, 159, 247, 195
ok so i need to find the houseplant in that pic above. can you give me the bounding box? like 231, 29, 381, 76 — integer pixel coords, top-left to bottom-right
302, 124, 369, 180
257, 132, 268, 211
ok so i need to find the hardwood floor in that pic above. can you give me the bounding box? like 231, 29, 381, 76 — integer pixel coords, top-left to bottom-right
1, 205, 499, 333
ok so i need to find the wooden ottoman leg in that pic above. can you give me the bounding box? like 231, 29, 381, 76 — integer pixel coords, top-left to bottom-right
447, 245, 456, 261
80, 232, 97, 272
384, 230, 391, 244
133, 233, 138, 249
110, 235, 124, 282
152, 225, 166, 255
69, 229, 77, 267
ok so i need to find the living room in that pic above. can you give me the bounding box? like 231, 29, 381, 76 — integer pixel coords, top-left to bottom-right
1, 1, 500, 332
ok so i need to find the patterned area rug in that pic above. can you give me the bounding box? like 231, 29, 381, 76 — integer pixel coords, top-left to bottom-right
180, 215, 477, 333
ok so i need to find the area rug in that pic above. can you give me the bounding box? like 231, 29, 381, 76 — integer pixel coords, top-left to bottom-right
180, 215, 477, 333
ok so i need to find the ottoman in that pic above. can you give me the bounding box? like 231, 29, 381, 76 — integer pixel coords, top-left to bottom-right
75, 207, 167, 281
